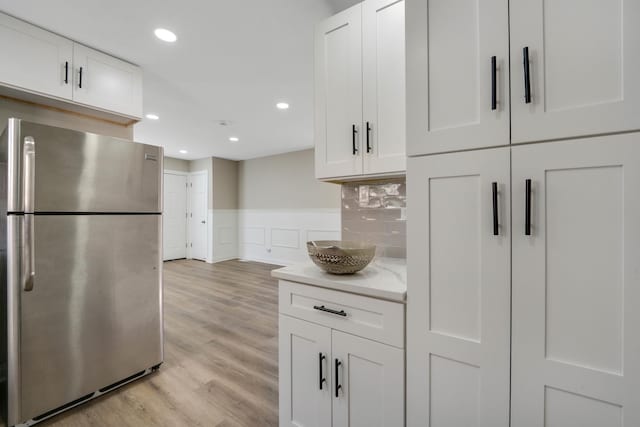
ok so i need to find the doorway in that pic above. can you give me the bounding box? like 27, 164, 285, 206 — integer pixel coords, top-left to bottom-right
163, 171, 188, 261
187, 170, 208, 261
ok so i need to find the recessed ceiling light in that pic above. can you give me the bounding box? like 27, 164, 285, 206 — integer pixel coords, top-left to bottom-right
146, 113, 159, 120
229, 137, 239, 142
276, 102, 290, 110
179, 150, 188, 154
154, 28, 177, 43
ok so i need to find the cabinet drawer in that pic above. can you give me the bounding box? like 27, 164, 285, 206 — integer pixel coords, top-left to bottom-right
278, 280, 404, 348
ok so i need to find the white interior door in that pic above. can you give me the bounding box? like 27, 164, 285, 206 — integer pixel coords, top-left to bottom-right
332, 330, 404, 427
512, 135, 640, 427
314, 3, 363, 179
162, 172, 187, 261
407, 148, 511, 427
188, 171, 208, 261
279, 315, 332, 427
510, 0, 640, 143
362, 0, 406, 175
406, 0, 510, 155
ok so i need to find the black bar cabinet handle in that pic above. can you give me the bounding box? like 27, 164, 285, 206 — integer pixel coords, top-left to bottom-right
492, 182, 499, 236
523, 47, 531, 103
491, 56, 497, 110
335, 359, 342, 398
64, 61, 69, 84
352, 124, 358, 155
525, 179, 532, 235
319, 353, 326, 390
79, 67, 83, 89
313, 305, 347, 317
366, 122, 372, 153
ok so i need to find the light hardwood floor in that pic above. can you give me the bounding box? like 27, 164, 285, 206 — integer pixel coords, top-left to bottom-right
40, 259, 281, 427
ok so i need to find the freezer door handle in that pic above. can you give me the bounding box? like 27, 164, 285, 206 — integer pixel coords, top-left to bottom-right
23, 136, 36, 291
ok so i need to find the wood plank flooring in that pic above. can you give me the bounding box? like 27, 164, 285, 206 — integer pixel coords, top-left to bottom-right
39, 259, 281, 427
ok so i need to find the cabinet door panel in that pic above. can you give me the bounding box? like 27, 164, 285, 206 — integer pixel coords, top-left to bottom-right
315, 4, 363, 179
406, 0, 509, 155
279, 315, 332, 427
510, 0, 640, 143
512, 136, 640, 427
332, 331, 404, 427
362, 0, 406, 174
72, 43, 142, 119
407, 148, 510, 426
0, 13, 72, 100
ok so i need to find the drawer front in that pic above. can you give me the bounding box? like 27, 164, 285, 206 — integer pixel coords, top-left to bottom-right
278, 280, 405, 348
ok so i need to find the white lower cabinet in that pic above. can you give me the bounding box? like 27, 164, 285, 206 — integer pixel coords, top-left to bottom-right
278, 280, 405, 427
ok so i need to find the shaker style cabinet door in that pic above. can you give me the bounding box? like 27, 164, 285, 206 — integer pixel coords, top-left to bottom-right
407, 148, 511, 427
362, 0, 406, 175
279, 315, 332, 427
0, 13, 73, 100
406, 0, 509, 156
72, 43, 143, 119
315, 4, 363, 179
511, 135, 640, 427
331, 330, 404, 427
510, 0, 640, 143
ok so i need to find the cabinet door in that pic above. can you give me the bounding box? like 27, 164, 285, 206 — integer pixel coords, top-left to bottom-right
0, 13, 73, 100
510, 0, 640, 143
315, 4, 363, 179
72, 43, 143, 119
332, 331, 404, 427
406, 0, 509, 156
512, 136, 640, 427
407, 148, 511, 427
362, 0, 406, 175
279, 315, 332, 427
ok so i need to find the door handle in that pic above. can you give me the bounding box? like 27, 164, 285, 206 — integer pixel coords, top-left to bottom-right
335, 358, 342, 398
523, 47, 531, 103
78, 66, 83, 89
23, 137, 36, 292
352, 124, 358, 155
492, 182, 499, 236
525, 179, 532, 235
313, 305, 347, 317
201, 220, 206, 224
319, 353, 326, 390
366, 122, 372, 153
64, 61, 69, 84
491, 56, 497, 110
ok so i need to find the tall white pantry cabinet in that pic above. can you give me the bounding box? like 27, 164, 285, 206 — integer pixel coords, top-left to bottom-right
406, 0, 640, 426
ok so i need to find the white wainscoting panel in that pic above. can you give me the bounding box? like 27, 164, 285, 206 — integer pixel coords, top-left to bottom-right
239, 209, 341, 266
211, 209, 239, 263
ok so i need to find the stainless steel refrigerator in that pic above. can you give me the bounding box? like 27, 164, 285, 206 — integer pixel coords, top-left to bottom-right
0, 119, 163, 427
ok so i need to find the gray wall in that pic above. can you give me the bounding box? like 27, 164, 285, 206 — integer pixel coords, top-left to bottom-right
164, 157, 189, 172
238, 149, 340, 210
0, 97, 133, 139
213, 158, 238, 209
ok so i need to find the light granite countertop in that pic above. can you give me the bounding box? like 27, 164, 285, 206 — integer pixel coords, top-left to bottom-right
271, 257, 406, 302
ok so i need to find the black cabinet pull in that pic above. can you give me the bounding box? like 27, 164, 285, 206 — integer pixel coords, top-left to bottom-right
313, 305, 347, 317
491, 56, 497, 110
366, 122, 372, 153
319, 353, 326, 390
335, 359, 342, 398
352, 124, 358, 155
64, 61, 69, 84
525, 179, 532, 235
79, 67, 83, 89
523, 47, 531, 103
492, 182, 499, 236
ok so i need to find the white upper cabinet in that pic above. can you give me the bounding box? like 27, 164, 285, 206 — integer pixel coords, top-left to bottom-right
0, 13, 73, 100
362, 0, 406, 175
315, 0, 406, 180
510, 0, 640, 143
406, 0, 509, 155
315, 4, 364, 179
72, 44, 143, 119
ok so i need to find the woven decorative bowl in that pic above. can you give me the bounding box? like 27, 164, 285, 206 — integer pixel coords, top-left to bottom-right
307, 241, 376, 275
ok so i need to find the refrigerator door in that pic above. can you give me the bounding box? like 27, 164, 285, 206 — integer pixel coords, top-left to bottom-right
18, 214, 163, 421
7, 119, 162, 213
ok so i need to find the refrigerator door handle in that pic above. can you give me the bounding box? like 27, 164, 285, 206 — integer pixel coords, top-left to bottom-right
23, 136, 35, 291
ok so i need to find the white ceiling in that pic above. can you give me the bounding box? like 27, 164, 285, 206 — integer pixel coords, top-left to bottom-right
0, 0, 353, 160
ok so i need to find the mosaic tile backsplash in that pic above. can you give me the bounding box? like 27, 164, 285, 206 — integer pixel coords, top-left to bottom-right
341, 178, 406, 258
